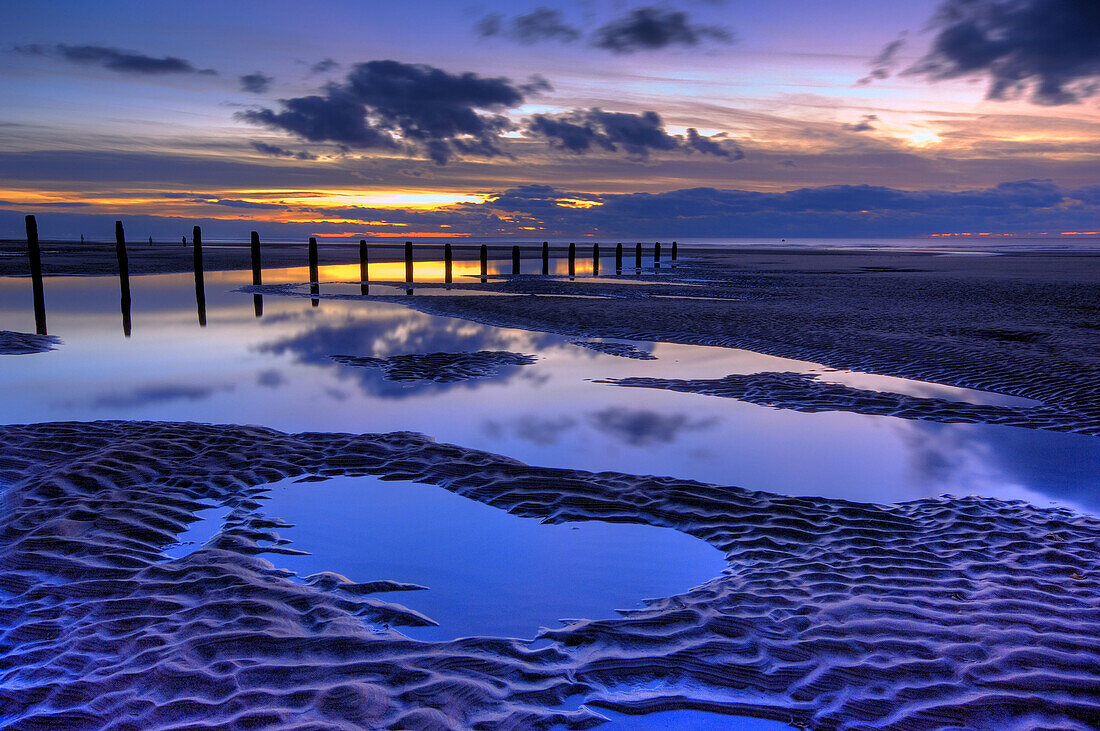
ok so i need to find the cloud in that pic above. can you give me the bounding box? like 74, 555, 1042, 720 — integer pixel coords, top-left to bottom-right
240, 72, 273, 93
15, 44, 215, 75
478, 7, 581, 43
843, 114, 879, 132
311, 58, 339, 74
859, 36, 907, 85
249, 141, 317, 160
528, 109, 740, 159
238, 60, 532, 164
907, 0, 1100, 104
592, 7, 732, 53
588, 408, 716, 446
89, 384, 231, 408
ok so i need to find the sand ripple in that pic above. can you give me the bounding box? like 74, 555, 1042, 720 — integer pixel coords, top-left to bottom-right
602, 371, 1096, 435
570, 340, 657, 360
0, 331, 59, 355
331, 350, 536, 382
2, 420, 1099, 728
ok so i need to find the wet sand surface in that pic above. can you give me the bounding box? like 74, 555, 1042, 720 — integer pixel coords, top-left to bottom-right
1, 246, 1098, 728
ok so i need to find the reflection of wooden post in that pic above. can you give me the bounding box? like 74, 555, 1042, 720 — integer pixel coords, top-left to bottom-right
655, 241, 661, 269
671, 240, 678, 261
193, 226, 206, 327
308, 236, 319, 306
542, 241, 549, 275
359, 239, 369, 295
568, 242, 575, 278
480, 244, 487, 282
444, 243, 453, 285
115, 221, 132, 337
25, 216, 46, 335
593, 243, 599, 276
616, 242, 623, 274
512, 245, 520, 275
635, 242, 641, 270
404, 240, 413, 284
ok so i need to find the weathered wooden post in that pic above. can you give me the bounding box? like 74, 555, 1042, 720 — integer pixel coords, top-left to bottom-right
671, 240, 678, 261
308, 236, 319, 306
24, 216, 46, 335
616, 242, 623, 274
512, 245, 520, 275
568, 242, 575, 278
635, 242, 641, 270
444, 242, 453, 286
655, 241, 661, 269
359, 239, 369, 295
542, 241, 549, 275
593, 243, 599, 276
250, 231, 263, 317
404, 240, 413, 284
480, 244, 487, 282
193, 226, 206, 327
115, 221, 131, 337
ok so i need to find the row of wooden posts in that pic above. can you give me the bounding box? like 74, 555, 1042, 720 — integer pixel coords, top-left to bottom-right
22, 214, 678, 337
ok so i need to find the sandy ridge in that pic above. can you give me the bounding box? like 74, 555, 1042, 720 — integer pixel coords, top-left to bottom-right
2, 420, 1099, 729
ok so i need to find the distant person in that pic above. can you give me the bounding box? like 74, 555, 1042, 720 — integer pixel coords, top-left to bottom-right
148, 236, 152, 246
182, 236, 187, 246
80, 234, 84, 244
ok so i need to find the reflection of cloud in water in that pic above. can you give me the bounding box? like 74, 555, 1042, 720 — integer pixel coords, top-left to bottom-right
483, 415, 578, 445
589, 408, 718, 446
256, 369, 285, 388
259, 311, 563, 399
898, 420, 1100, 512
86, 383, 233, 409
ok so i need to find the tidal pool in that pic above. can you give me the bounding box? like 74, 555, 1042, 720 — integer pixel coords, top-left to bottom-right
1, 264, 1097, 514
238, 475, 729, 642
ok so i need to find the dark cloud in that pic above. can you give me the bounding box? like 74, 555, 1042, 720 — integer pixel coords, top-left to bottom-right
843, 114, 879, 132
311, 58, 339, 74
15, 44, 215, 75
483, 415, 578, 445
256, 369, 285, 388
239, 60, 532, 164
859, 36, 907, 85
249, 141, 317, 160
592, 7, 732, 53
477, 7, 581, 43
240, 72, 273, 94
205, 198, 284, 210
588, 408, 717, 446
907, 0, 1100, 104
528, 109, 740, 159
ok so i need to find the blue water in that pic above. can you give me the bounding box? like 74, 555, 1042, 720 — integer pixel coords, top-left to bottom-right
255, 475, 727, 641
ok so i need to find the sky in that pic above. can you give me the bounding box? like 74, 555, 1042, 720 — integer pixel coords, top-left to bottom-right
1, 0, 1098, 240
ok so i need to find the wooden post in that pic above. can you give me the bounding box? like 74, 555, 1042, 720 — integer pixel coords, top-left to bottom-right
115, 220, 131, 337
404, 240, 413, 284
635, 242, 641, 270
192, 226, 206, 327
480, 244, 487, 282
250, 231, 262, 285
616, 242, 623, 274
542, 241, 549, 275
655, 241, 661, 269
593, 243, 599, 276
512, 244, 520, 275
308, 237, 319, 283
672, 240, 678, 261
568, 242, 575, 278
308, 236, 319, 306
25, 216, 46, 335
359, 239, 369, 295
444, 242, 453, 285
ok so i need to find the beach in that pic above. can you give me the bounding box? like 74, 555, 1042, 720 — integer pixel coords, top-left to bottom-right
2, 244, 1098, 729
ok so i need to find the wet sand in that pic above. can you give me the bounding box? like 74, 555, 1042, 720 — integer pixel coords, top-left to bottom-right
2, 245, 1099, 728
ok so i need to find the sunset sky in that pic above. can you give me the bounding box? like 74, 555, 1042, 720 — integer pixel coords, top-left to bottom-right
2, 0, 1098, 240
